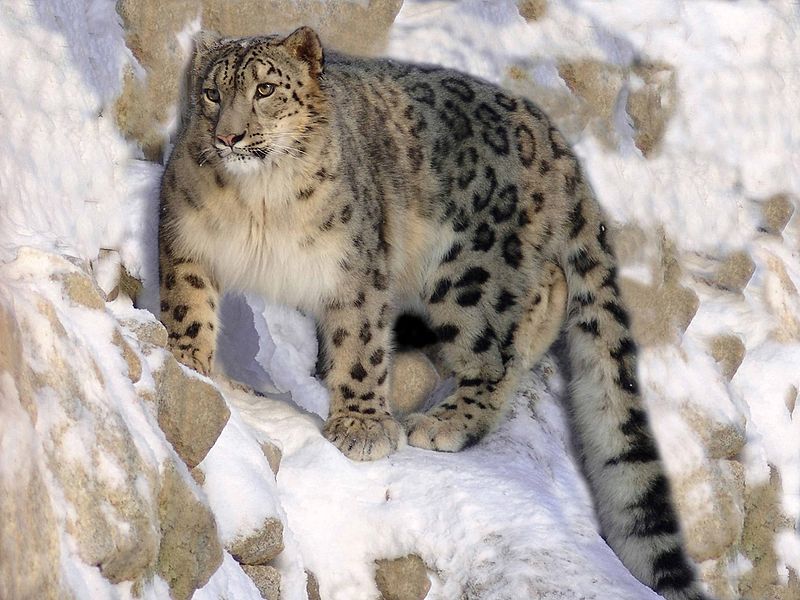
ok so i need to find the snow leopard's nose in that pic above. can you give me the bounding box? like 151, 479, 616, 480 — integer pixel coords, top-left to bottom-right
216, 132, 245, 147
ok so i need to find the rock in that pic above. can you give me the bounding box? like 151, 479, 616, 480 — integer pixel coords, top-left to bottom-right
241, 564, 281, 600
786, 385, 797, 415
558, 59, 624, 121
153, 355, 231, 468
93, 249, 123, 300
2, 250, 234, 598
156, 461, 223, 600
672, 460, 745, 562
681, 404, 746, 460
708, 334, 746, 381
762, 252, 800, 342
11, 282, 161, 587
59, 270, 106, 309
121, 316, 169, 348
759, 193, 795, 235
611, 226, 700, 346
112, 329, 143, 383
191, 466, 206, 486
0, 334, 63, 598
739, 465, 795, 599
306, 570, 321, 600
556, 59, 625, 149
0, 298, 65, 599
620, 277, 699, 346
681, 403, 746, 462
374, 554, 431, 600
115, 0, 403, 159
228, 517, 284, 566
390, 351, 440, 416
712, 251, 756, 293
92, 249, 141, 302
118, 265, 143, 301
1, 270, 165, 590
517, 0, 547, 21
627, 60, 678, 156
698, 557, 740, 600
260, 440, 282, 476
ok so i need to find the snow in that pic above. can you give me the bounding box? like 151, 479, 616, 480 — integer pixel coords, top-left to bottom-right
2, 0, 799, 599
194, 552, 263, 600
200, 407, 284, 543
0, 0, 135, 263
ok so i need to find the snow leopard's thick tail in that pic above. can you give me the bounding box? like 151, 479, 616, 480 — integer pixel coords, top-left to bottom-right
555, 191, 710, 600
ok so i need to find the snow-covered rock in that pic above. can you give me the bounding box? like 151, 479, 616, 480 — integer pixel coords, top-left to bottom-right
0, 249, 222, 598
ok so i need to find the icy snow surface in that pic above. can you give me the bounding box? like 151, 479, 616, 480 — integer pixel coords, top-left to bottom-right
2, 0, 799, 599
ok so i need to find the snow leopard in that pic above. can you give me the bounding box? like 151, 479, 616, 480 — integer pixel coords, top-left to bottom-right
157, 27, 712, 600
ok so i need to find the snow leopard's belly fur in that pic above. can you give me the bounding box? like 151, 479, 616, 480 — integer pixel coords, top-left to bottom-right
157, 27, 711, 600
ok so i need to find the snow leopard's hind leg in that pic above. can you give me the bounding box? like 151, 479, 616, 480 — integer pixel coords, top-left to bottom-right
405, 260, 567, 451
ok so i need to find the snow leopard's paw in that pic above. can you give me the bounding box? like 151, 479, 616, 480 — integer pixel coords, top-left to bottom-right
169, 344, 213, 377
323, 413, 405, 461
405, 412, 486, 452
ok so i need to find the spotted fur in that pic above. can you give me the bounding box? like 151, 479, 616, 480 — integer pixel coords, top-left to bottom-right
158, 27, 711, 600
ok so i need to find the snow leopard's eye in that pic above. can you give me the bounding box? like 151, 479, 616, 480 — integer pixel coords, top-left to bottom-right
203, 88, 220, 103
255, 83, 275, 99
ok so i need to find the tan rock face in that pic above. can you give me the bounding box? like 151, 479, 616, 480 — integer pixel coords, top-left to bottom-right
191, 466, 207, 486
786, 385, 797, 415
121, 316, 169, 348
620, 278, 699, 347
517, 0, 547, 21
1, 255, 165, 592
0, 301, 64, 599
228, 517, 285, 566
553, 59, 625, 150
156, 460, 224, 600
558, 59, 625, 122
627, 61, 677, 156
712, 250, 756, 293
153, 354, 231, 468
112, 328, 143, 383
708, 334, 746, 382
698, 558, 740, 600
115, 0, 403, 159
681, 404, 746, 461
614, 227, 699, 347
762, 252, 800, 342
24, 282, 161, 586
374, 554, 431, 600
759, 193, 795, 235
59, 270, 106, 309
306, 570, 321, 600
241, 564, 281, 600
260, 440, 283, 476
739, 466, 795, 599
672, 460, 745, 562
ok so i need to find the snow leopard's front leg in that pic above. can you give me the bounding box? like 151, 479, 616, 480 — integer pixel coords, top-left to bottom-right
318, 277, 404, 461
159, 250, 220, 377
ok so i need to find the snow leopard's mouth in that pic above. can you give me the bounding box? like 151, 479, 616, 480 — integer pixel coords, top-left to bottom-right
215, 145, 272, 160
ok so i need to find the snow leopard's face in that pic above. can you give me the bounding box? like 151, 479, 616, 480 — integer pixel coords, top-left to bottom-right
192, 27, 325, 175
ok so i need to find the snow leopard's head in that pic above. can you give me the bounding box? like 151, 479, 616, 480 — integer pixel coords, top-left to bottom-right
188, 27, 327, 175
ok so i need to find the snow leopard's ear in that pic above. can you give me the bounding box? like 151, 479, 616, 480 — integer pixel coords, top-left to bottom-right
191, 30, 223, 81
282, 26, 324, 78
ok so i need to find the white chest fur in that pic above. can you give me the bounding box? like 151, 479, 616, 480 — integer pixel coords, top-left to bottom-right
176, 174, 348, 315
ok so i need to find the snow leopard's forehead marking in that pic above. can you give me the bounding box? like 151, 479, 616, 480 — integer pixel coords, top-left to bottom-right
204, 36, 305, 94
